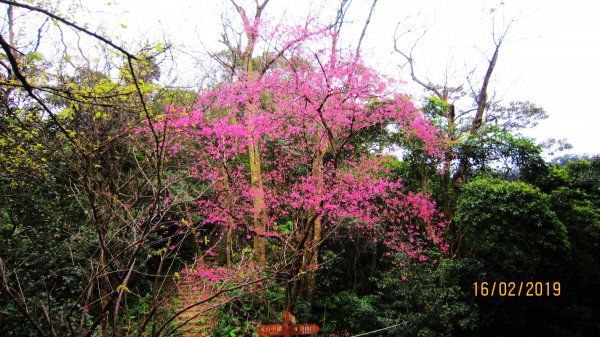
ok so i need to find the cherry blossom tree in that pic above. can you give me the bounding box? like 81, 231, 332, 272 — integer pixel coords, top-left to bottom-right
160, 12, 448, 308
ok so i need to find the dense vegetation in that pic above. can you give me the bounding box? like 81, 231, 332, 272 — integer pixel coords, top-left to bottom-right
1, 1, 598, 336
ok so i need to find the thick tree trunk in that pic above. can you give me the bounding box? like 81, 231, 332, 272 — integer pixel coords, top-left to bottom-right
305, 137, 328, 299
248, 121, 268, 266
452, 46, 499, 190
219, 165, 235, 267
246, 62, 269, 266
235, 2, 270, 267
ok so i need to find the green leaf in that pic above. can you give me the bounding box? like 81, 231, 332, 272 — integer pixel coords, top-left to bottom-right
27, 52, 44, 62
116, 284, 131, 293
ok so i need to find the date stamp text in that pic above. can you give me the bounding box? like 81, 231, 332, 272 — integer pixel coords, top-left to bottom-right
473, 281, 561, 297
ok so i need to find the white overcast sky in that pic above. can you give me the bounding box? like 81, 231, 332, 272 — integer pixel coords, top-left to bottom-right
92, 0, 600, 156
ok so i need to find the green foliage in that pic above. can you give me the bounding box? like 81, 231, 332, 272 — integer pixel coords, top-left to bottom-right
308, 249, 478, 336
0, 110, 48, 177
455, 178, 569, 279
543, 157, 600, 335
458, 126, 544, 180
450, 177, 599, 336
0, 153, 90, 336
373, 256, 478, 337
422, 95, 449, 125
212, 279, 286, 337
487, 100, 548, 132
314, 291, 378, 333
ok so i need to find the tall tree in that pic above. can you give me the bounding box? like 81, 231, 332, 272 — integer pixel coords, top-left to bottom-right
166, 20, 447, 310
0, 1, 198, 335
393, 3, 548, 193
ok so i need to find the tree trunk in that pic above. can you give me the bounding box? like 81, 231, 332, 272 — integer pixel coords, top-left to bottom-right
219, 165, 235, 267
249, 131, 267, 266
305, 137, 328, 299
237, 3, 269, 267
452, 46, 499, 190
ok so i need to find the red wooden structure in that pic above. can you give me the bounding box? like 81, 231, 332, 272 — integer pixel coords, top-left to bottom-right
256, 311, 319, 337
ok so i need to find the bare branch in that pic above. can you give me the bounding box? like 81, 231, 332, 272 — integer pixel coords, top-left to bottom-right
393, 24, 443, 99
469, 33, 501, 135
0, 0, 137, 59
356, 0, 378, 56
0, 33, 79, 146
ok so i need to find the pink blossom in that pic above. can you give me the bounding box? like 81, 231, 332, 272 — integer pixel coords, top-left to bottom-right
159, 19, 448, 282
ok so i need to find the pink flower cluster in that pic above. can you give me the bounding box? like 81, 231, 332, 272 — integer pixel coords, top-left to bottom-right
157, 20, 448, 271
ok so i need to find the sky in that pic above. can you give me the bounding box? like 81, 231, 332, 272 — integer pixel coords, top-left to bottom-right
83, 0, 600, 156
